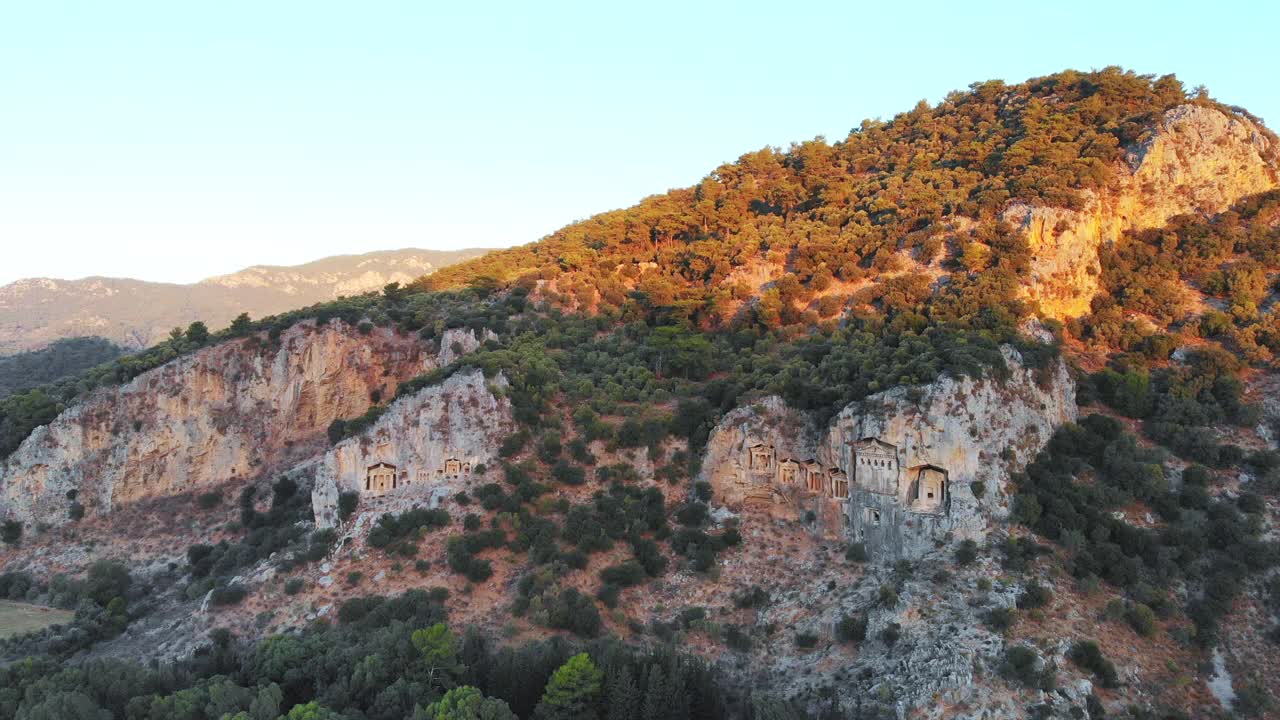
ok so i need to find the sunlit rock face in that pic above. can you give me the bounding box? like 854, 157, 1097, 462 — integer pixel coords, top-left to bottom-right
310, 368, 514, 529
0, 321, 433, 527
1008, 104, 1277, 319
702, 346, 1076, 558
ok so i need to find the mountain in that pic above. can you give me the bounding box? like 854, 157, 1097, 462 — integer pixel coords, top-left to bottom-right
2, 69, 1280, 720
0, 247, 492, 354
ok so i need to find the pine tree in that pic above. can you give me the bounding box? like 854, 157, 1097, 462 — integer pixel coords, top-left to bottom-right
640, 666, 673, 720
418, 686, 516, 720
605, 665, 642, 720
534, 653, 603, 720
413, 623, 463, 691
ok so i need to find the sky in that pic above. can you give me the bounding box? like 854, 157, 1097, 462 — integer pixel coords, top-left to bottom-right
1, 0, 1276, 286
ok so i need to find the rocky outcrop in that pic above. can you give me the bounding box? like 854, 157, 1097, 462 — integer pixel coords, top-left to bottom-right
0, 321, 435, 526
824, 347, 1075, 499
826, 346, 1075, 558
310, 369, 514, 528
700, 396, 821, 509
702, 347, 1076, 556
1006, 104, 1278, 319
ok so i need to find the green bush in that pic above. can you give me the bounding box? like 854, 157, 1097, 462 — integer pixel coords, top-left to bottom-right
1000, 645, 1056, 690
725, 625, 751, 651
1067, 640, 1119, 688
338, 491, 359, 520
210, 583, 248, 606
984, 607, 1015, 632
1016, 580, 1052, 610
836, 614, 868, 644
1126, 602, 1157, 637
2, 520, 22, 545
845, 542, 868, 563
794, 631, 819, 649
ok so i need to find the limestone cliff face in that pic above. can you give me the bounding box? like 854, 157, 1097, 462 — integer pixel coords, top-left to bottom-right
823, 346, 1076, 498
699, 396, 821, 511
701, 347, 1076, 553
310, 369, 514, 528
1006, 104, 1278, 319
0, 321, 434, 526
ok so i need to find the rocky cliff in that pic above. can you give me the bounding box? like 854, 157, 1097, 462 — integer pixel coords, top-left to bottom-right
1006, 104, 1278, 318
310, 368, 514, 528
0, 321, 436, 526
702, 347, 1076, 554
823, 346, 1076, 500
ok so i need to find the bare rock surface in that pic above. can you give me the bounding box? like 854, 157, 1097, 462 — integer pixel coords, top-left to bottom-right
1006, 104, 1277, 318
0, 321, 431, 526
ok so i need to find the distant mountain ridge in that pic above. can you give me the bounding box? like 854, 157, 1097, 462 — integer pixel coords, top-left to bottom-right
0, 248, 492, 353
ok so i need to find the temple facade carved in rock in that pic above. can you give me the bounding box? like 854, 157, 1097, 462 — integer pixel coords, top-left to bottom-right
735, 435, 953, 557
361, 455, 474, 498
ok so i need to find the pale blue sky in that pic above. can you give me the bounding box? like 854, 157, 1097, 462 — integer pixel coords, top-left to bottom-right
0, 0, 1275, 285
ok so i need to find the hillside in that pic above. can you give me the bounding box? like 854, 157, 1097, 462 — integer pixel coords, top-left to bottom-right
0, 247, 491, 354
1, 68, 1279, 720
0, 337, 126, 401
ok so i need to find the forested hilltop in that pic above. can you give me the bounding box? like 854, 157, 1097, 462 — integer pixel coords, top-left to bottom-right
421, 68, 1274, 328
1, 68, 1280, 720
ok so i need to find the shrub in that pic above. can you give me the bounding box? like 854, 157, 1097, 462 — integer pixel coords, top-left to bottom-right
2, 520, 22, 545
734, 586, 770, 609
675, 502, 708, 527
845, 542, 868, 563
1001, 645, 1056, 690
368, 507, 451, 556
878, 585, 898, 607
955, 539, 978, 566
551, 459, 585, 485
599, 561, 646, 588
1067, 640, 1119, 688
1016, 580, 1052, 610
879, 622, 901, 646
338, 491, 359, 520
794, 631, 819, 649
725, 625, 751, 651
210, 583, 248, 606
1126, 602, 1157, 636
284, 578, 305, 595
1234, 684, 1274, 718
677, 606, 706, 628
546, 588, 601, 637
836, 614, 868, 644
985, 607, 1015, 632
970, 480, 986, 498
197, 491, 222, 509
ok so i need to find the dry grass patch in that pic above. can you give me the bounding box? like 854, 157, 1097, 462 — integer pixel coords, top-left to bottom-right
0, 600, 73, 639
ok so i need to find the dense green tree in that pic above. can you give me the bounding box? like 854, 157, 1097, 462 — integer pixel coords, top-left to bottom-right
413, 623, 462, 690
417, 686, 516, 720
534, 653, 603, 720
229, 313, 253, 337
186, 321, 210, 344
